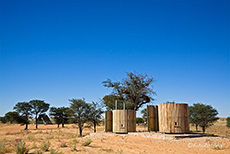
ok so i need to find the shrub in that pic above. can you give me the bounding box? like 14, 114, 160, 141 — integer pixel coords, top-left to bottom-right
15, 141, 29, 154
101, 148, 113, 152
40, 141, 50, 152
34, 150, 43, 154
31, 143, 37, 149
136, 117, 144, 125
59, 141, 67, 147
50, 149, 63, 154
15, 138, 22, 146
81, 139, 91, 146
0, 143, 14, 154
227, 117, 230, 128
72, 139, 79, 143
70, 145, 77, 152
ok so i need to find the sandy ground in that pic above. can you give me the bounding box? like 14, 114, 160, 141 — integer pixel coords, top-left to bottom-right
0, 123, 230, 154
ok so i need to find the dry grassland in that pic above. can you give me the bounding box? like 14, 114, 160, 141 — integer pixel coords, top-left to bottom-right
0, 118, 229, 154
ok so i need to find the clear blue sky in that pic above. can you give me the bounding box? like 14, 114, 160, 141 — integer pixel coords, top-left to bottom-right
0, 0, 229, 117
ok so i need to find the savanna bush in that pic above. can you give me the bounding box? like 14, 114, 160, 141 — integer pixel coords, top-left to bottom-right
227, 117, 230, 128
81, 139, 91, 146
40, 141, 50, 152
16, 141, 29, 154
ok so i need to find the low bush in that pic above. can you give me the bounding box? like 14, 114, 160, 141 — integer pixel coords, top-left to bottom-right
0, 143, 14, 154
72, 139, 79, 143
81, 139, 91, 146
60, 141, 67, 147
227, 117, 230, 128
15, 141, 29, 154
50, 149, 63, 154
34, 150, 43, 154
40, 141, 50, 152
70, 145, 77, 152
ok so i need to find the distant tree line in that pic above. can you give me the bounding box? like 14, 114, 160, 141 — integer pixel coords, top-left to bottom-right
0, 99, 103, 137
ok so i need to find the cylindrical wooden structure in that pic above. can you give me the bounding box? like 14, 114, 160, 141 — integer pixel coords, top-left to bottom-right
147, 105, 159, 132
113, 110, 128, 133
127, 110, 136, 132
158, 103, 189, 133
105, 111, 112, 132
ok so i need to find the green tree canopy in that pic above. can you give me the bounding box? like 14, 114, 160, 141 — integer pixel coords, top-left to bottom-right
30, 100, 50, 129
69, 98, 91, 137
13, 102, 32, 129
102, 72, 155, 111
189, 103, 219, 133
102, 95, 123, 110
89, 102, 104, 132
141, 108, 147, 119
227, 117, 230, 128
49, 107, 69, 128
4, 111, 22, 124
136, 117, 144, 125
0, 116, 7, 123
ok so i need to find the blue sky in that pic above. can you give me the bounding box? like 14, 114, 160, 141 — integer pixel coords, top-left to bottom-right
0, 0, 229, 117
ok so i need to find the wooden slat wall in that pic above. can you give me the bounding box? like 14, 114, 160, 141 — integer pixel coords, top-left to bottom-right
105, 111, 112, 132
158, 103, 189, 133
113, 110, 128, 133
147, 105, 159, 132
127, 110, 136, 132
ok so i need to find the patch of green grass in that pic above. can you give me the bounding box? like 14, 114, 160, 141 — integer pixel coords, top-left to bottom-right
15, 141, 29, 154
34, 150, 43, 154
70, 145, 78, 152
47, 136, 55, 140
81, 139, 91, 146
0, 143, 14, 154
31, 143, 37, 149
40, 141, 50, 152
60, 141, 67, 148
72, 139, 79, 143
26, 135, 36, 141
101, 148, 113, 152
50, 148, 63, 154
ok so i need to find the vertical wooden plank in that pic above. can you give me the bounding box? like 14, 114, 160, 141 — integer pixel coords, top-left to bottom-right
113, 110, 128, 133
105, 111, 112, 132
155, 105, 159, 131
127, 110, 136, 132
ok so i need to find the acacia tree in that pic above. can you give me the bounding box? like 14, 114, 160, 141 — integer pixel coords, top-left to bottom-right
69, 98, 91, 137
30, 100, 50, 129
141, 108, 147, 119
189, 106, 199, 131
227, 117, 230, 128
89, 102, 104, 132
102, 72, 155, 111
4, 112, 21, 124
189, 103, 219, 133
49, 107, 69, 128
13, 102, 32, 130
102, 95, 123, 110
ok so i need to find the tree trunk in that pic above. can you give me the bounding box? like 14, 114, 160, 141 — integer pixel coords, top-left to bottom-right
202, 126, 205, 133
79, 125, 82, 137
25, 123, 28, 130
62, 119, 64, 128
35, 114, 38, 129
94, 122, 96, 133
57, 123, 59, 128
196, 124, 198, 131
